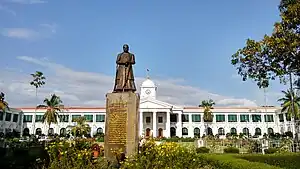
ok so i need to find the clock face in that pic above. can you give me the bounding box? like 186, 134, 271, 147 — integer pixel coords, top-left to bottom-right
145, 89, 151, 95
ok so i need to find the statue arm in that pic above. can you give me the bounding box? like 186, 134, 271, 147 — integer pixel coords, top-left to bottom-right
131, 54, 135, 64
116, 54, 121, 64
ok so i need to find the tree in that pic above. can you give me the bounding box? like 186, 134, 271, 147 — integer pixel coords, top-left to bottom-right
69, 116, 91, 137
37, 94, 63, 134
199, 99, 215, 135
231, 0, 300, 88
0, 92, 9, 112
278, 90, 300, 120
30, 71, 46, 133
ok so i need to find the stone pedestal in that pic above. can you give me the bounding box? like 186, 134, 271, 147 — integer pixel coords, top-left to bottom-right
104, 92, 140, 161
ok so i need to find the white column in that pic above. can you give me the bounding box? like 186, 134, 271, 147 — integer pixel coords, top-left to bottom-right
153, 111, 157, 137
139, 111, 143, 136
166, 111, 170, 137
177, 112, 182, 137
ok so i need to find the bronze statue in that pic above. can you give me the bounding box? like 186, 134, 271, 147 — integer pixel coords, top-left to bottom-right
113, 44, 136, 92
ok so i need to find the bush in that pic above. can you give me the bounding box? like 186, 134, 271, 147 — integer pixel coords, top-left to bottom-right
196, 147, 210, 153
237, 153, 300, 169
198, 154, 280, 169
223, 147, 239, 154
264, 148, 279, 154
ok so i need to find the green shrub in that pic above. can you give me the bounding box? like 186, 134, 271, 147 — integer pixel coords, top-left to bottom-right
223, 147, 239, 154
237, 153, 300, 169
198, 154, 280, 169
196, 147, 210, 153
264, 148, 279, 154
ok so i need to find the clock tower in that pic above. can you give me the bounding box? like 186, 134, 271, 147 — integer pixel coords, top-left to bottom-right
140, 76, 157, 99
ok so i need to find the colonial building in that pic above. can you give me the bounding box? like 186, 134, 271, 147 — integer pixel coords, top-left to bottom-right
19, 77, 298, 138
0, 108, 23, 135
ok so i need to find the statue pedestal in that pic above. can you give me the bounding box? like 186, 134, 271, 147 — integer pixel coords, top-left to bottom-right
104, 92, 140, 161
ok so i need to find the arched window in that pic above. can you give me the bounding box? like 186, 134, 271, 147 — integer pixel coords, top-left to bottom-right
194, 128, 200, 138
23, 128, 30, 136
97, 127, 103, 134
230, 128, 237, 135
35, 128, 42, 136
48, 128, 54, 135
207, 127, 213, 135
60, 128, 66, 136
182, 127, 188, 136
218, 128, 225, 135
242, 128, 249, 135
267, 128, 274, 134
255, 128, 261, 135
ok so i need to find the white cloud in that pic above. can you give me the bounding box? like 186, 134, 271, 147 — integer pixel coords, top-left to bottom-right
6, 0, 47, 4
0, 56, 261, 108
0, 4, 16, 16
1, 24, 57, 40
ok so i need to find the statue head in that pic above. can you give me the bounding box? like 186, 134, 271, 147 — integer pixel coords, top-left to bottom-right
123, 44, 129, 53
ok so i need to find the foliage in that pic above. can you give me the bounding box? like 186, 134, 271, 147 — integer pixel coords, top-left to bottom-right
30, 71, 46, 89
264, 148, 279, 154
0, 92, 9, 112
122, 139, 211, 169
68, 116, 91, 137
37, 94, 63, 128
278, 89, 300, 119
196, 147, 210, 153
199, 99, 215, 123
237, 153, 300, 169
223, 147, 240, 154
231, 0, 300, 88
155, 137, 195, 142
198, 154, 280, 169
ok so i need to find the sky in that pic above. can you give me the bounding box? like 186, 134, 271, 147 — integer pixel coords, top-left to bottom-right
0, 0, 289, 108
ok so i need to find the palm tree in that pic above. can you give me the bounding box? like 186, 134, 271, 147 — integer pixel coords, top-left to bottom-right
0, 92, 9, 112
69, 116, 91, 137
37, 94, 63, 135
30, 71, 46, 133
278, 90, 300, 120
199, 99, 215, 135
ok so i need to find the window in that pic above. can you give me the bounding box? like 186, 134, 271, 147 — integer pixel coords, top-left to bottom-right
48, 128, 54, 135
264, 115, 274, 122
23, 115, 33, 122
285, 113, 291, 121
279, 114, 284, 122
97, 127, 103, 134
59, 115, 69, 122
0, 111, 4, 121
228, 115, 237, 122
146, 117, 151, 123
170, 114, 177, 122
194, 128, 200, 137
13, 114, 18, 122
255, 128, 261, 135
216, 114, 225, 122
268, 128, 274, 134
5, 113, 11, 121
192, 114, 201, 122
84, 115, 93, 122
158, 116, 163, 123
96, 115, 105, 122
182, 127, 188, 135
252, 114, 261, 122
182, 114, 189, 122
72, 115, 81, 122
240, 114, 249, 122
35, 115, 43, 122
243, 128, 249, 135
218, 128, 225, 135
230, 128, 237, 135
60, 128, 66, 136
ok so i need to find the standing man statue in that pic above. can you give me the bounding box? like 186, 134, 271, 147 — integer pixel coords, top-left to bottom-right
113, 44, 136, 92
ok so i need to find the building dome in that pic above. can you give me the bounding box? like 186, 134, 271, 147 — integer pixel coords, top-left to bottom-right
141, 78, 156, 88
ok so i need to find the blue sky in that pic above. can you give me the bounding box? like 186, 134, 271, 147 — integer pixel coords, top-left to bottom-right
0, 0, 288, 107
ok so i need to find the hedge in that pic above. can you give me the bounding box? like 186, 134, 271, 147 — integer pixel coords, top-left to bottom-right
198, 154, 281, 169
236, 153, 300, 169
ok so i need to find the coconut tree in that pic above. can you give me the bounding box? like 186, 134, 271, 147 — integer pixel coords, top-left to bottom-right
278, 90, 300, 120
30, 71, 46, 133
69, 116, 91, 137
0, 92, 9, 112
37, 94, 63, 135
199, 99, 215, 135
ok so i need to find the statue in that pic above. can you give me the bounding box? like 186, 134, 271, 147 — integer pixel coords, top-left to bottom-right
113, 44, 136, 92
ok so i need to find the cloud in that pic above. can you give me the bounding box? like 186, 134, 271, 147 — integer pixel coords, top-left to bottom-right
0, 4, 16, 16
0, 56, 260, 108
6, 0, 47, 4
1, 24, 57, 40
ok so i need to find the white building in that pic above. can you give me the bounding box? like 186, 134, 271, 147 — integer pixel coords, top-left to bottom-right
0, 108, 23, 135
19, 77, 298, 138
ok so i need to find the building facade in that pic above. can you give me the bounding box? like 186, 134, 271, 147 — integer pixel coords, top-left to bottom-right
0, 108, 23, 135
19, 77, 298, 138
